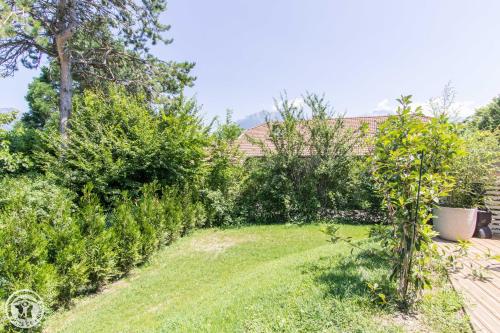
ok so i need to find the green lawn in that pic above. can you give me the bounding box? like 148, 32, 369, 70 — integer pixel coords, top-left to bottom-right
44, 224, 470, 333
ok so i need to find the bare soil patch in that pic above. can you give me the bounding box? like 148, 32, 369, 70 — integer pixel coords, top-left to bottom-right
190, 232, 256, 254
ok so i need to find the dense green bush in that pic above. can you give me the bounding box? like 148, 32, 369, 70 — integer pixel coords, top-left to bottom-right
0, 175, 205, 315
178, 192, 206, 234
134, 184, 165, 261
238, 95, 317, 224
203, 112, 245, 227
111, 194, 142, 274
78, 186, 117, 291
240, 156, 305, 224
0, 112, 33, 175
239, 93, 370, 224
1, 86, 211, 330
443, 127, 499, 208
40, 87, 209, 203
345, 158, 383, 212
0, 177, 78, 306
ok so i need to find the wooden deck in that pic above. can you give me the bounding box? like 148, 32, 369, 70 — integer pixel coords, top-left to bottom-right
435, 236, 500, 333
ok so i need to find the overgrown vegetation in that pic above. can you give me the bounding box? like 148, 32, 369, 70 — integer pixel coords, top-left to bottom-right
202, 111, 245, 227
40, 87, 208, 203
0, 0, 193, 136
1, 2, 498, 325
0, 177, 203, 312
2, 79, 498, 331
443, 127, 499, 208
2, 84, 498, 328
0, 111, 32, 174
239, 93, 378, 224
0, 84, 212, 330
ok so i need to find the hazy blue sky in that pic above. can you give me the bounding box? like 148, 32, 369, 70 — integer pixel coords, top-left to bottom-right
1, 0, 499, 122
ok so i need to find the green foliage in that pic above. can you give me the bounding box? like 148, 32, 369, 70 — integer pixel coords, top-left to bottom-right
203, 111, 245, 226
51, 226, 87, 305
1, 70, 57, 176
305, 94, 369, 210
366, 282, 389, 306
443, 127, 500, 208
239, 95, 313, 223
40, 87, 209, 203
22, 66, 59, 129
239, 156, 296, 224
112, 194, 142, 274
0, 111, 33, 174
0, 177, 76, 307
78, 185, 117, 291
343, 157, 383, 212
160, 187, 186, 243
0, 175, 205, 319
467, 96, 500, 132
134, 183, 164, 260
109, 185, 205, 274
1, 0, 192, 134
371, 95, 462, 307
0, 86, 209, 317
240, 93, 369, 224
20, 57, 195, 130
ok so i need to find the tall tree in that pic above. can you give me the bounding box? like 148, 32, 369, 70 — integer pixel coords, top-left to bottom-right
0, 0, 177, 137
21, 52, 194, 131
23, 66, 58, 129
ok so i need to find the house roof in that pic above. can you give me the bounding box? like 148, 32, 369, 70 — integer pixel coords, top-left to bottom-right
236, 115, 394, 157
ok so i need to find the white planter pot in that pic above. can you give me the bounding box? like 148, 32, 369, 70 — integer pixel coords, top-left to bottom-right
433, 207, 477, 241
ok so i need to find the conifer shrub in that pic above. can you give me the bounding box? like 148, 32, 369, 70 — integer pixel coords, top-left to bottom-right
0, 177, 205, 312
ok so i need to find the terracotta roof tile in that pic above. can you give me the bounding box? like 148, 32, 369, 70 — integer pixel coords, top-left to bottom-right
236, 115, 393, 157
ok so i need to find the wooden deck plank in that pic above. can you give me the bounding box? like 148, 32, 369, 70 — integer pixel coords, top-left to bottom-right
435, 237, 500, 333
455, 264, 500, 293
452, 277, 500, 320
476, 240, 500, 252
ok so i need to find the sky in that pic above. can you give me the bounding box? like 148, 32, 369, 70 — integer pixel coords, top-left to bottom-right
1, 0, 500, 123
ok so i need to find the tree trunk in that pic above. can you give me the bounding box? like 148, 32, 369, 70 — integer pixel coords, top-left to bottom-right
58, 52, 72, 138
56, 0, 75, 139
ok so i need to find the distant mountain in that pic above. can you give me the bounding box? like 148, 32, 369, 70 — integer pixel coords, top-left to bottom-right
236, 110, 281, 129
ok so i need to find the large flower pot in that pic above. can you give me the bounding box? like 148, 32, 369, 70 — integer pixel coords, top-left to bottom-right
433, 207, 477, 241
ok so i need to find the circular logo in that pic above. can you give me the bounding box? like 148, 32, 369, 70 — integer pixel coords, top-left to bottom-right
5, 289, 44, 329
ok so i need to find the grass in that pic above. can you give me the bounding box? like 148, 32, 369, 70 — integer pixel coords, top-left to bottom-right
44, 224, 470, 333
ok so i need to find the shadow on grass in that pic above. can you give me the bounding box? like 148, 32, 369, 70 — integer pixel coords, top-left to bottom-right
302, 242, 394, 301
